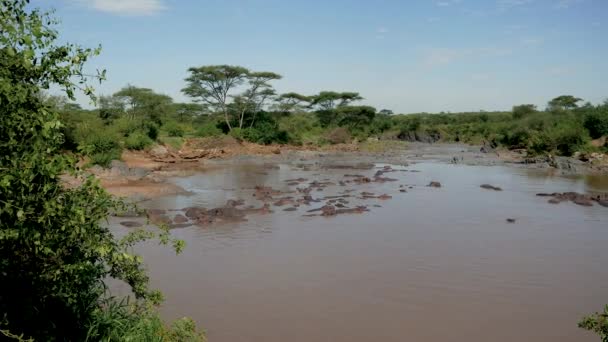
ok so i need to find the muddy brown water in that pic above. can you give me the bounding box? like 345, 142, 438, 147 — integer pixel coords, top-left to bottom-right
110, 160, 608, 342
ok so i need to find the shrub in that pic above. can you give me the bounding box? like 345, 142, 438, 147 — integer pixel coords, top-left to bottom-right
512, 104, 537, 119
228, 127, 245, 141
84, 298, 206, 341
584, 108, 608, 139
89, 150, 121, 168
195, 122, 223, 137
145, 122, 159, 140
0, 3, 199, 341
125, 132, 154, 150
579, 305, 608, 342
243, 122, 289, 145
110, 116, 140, 137
500, 127, 531, 149
545, 124, 590, 156
163, 121, 185, 137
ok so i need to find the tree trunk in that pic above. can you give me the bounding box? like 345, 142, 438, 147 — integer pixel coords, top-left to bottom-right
223, 107, 232, 131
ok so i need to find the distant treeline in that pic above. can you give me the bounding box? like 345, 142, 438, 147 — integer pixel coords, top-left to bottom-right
47, 65, 608, 166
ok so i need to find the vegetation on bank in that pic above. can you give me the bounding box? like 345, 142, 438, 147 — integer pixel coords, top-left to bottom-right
53, 71, 608, 167
0, 1, 204, 340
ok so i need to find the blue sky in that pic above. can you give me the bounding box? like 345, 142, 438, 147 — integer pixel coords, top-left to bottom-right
35, 0, 607, 113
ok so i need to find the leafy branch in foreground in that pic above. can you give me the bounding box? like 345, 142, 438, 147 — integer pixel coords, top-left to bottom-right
580, 305, 608, 342
0, 0, 202, 340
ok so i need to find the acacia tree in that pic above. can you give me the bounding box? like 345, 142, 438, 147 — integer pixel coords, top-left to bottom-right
276, 92, 311, 113
335, 105, 377, 130
309, 91, 363, 110
172, 102, 207, 122
113, 85, 173, 125
0, 1, 197, 340
548, 95, 583, 112
182, 65, 250, 130
234, 71, 281, 129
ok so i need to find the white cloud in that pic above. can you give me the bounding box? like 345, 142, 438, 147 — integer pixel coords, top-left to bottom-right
72, 0, 166, 16
435, 0, 462, 6
424, 48, 463, 66
375, 27, 389, 40
521, 37, 543, 45
554, 0, 584, 9
497, 0, 533, 10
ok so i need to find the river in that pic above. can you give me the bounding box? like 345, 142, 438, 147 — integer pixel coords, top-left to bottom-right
111, 157, 608, 341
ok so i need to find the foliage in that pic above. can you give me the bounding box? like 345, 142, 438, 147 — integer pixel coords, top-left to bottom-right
125, 132, 154, 150
163, 121, 185, 137
276, 92, 311, 112
242, 122, 289, 145
579, 305, 608, 342
548, 95, 583, 112
335, 105, 376, 130
0, 2, 199, 341
84, 298, 205, 342
113, 85, 173, 126
584, 104, 608, 139
182, 65, 250, 131
309, 91, 363, 110
195, 122, 223, 137
512, 104, 537, 119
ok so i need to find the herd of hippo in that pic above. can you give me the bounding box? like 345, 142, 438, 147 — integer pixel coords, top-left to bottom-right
117, 163, 608, 229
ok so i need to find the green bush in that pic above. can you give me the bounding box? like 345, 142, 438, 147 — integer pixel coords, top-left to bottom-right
579, 305, 608, 342
500, 127, 531, 149
0, 3, 199, 341
125, 132, 154, 150
195, 122, 222, 137
110, 116, 140, 137
584, 108, 608, 139
550, 125, 589, 156
228, 127, 245, 141
146, 122, 160, 140
89, 150, 121, 168
163, 121, 185, 137
84, 298, 206, 341
243, 122, 289, 145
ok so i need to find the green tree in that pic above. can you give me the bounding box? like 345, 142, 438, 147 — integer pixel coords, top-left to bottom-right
277, 92, 311, 112
98, 94, 125, 122
583, 102, 608, 139
236, 71, 281, 129
335, 105, 376, 130
172, 102, 207, 122
0, 1, 198, 340
548, 95, 583, 112
113, 85, 173, 126
182, 65, 250, 131
309, 91, 363, 110
512, 104, 537, 119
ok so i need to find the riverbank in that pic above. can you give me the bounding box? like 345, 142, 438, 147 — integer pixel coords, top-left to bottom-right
87, 138, 607, 201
